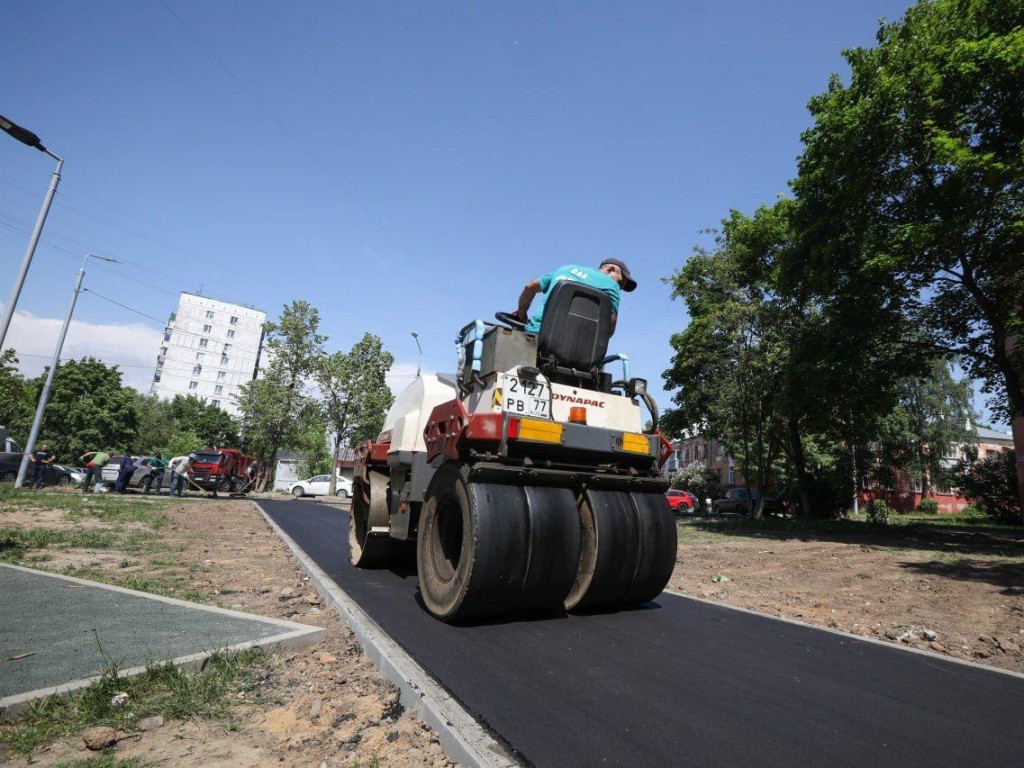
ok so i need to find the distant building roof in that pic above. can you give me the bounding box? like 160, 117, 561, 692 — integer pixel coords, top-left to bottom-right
977, 426, 1013, 445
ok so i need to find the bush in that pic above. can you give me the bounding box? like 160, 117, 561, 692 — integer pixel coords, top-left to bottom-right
917, 498, 939, 515
866, 499, 892, 525
670, 462, 723, 512
954, 450, 1020, 524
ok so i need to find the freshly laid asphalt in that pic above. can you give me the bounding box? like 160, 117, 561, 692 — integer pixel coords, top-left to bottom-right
260, 499, 1024, 767
0, 564, 323, 708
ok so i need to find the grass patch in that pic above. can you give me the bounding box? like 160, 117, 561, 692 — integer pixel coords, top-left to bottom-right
56, 567, 209, 604
0, 528, 121, 563
0, 485, 171, 529
1, 650, 271, 756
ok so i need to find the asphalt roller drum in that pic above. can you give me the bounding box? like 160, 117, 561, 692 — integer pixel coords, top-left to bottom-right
565, 489, 678, 611
349, 470, 394, 568
417, 462, 582, 621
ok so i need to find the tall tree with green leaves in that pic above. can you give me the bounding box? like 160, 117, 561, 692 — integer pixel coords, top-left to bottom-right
317, 333, 395, 496
870, 360, 975, 497
169, 395, 240, 448
237, 300, 325, 484
793, 0, 1024, 510
133, 394, 177, 454
25, 357, 138, 461
0, 349, 32, 436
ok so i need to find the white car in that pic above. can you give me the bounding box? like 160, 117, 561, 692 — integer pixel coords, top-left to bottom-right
289, 474, 353, 499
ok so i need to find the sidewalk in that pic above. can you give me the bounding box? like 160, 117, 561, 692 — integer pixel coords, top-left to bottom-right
0, 564, 324, 718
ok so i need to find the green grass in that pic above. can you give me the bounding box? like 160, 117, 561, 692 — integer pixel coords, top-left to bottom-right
56, 566, 209, 604
1, 650, 271, 756
0, 485, 171, 529
0, 527, 122, 563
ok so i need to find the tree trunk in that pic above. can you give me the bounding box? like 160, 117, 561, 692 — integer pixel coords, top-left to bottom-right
788, 416, 813, 519
328, 436, 341, 496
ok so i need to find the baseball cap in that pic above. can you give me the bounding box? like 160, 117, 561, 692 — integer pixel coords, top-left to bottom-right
600, 258, 637, 292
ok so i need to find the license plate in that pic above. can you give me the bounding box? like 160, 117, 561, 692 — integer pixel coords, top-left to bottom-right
500, 374, 550, 419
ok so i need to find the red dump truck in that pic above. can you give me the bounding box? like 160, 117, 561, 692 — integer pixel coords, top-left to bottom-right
187, 448, 257, 495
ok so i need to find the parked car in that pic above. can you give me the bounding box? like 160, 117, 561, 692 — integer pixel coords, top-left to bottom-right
665, 489, 696, 512
48, 464, 86, 487
289, 474, 354, 499
712, 487, 778, 516
98, 456, 166, 492
0, 437, 26, 482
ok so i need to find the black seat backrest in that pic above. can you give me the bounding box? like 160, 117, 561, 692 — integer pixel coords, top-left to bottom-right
537, 280, 612, 371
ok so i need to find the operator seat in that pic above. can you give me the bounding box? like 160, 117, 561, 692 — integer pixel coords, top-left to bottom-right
536, 280, 613, 390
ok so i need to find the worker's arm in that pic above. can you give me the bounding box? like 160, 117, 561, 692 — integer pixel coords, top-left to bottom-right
609, 313, 617, 336
515, 279, 542, 322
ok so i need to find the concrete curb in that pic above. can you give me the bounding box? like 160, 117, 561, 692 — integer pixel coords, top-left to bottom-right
254, 501, 519, 768
0, 563, 325, 720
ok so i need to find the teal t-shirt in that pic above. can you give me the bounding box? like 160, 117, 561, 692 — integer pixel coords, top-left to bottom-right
525, 265, 621, 333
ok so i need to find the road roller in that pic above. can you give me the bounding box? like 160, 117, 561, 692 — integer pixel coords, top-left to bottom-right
350, 280, 678, 621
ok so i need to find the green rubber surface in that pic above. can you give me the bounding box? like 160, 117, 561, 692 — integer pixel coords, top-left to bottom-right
0, 565, 316, 701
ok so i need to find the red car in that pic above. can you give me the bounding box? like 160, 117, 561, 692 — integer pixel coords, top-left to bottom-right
665, 489, 696, 512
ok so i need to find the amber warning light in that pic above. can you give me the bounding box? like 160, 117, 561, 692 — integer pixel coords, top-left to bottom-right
568, 407, 587, 424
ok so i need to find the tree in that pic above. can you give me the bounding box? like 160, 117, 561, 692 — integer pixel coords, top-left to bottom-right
794, 0, 1024, 509
955, 448, 1020, 523
316, 333, 395, 495
0, 349, 32, 436
237, 300, 325, 486
133, 394, 176, 454
869, 360, 975, 497
26, 358, 138, 461
169, 395, 240, 448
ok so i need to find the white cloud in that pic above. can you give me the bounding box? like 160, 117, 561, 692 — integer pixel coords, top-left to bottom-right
1, 308, 163, 392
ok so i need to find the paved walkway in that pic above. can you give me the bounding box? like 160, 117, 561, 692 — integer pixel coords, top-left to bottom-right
0, 564, 323, 716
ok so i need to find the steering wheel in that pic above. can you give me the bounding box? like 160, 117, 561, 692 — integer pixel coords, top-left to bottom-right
495, 311, 526, 330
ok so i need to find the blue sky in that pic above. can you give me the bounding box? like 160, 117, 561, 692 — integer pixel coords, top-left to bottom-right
6, 1, 999, 426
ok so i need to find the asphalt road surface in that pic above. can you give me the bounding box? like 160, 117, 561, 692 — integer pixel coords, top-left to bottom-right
260, 499, 1024, 767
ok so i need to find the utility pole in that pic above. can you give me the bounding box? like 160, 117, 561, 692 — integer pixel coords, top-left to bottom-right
16, 255, 120, 487
0, 114, 63, 352
411, 331, 422, 378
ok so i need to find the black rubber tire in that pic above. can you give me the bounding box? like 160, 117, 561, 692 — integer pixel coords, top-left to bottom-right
336, 488, 349, 499
566, 489, 677, 611
292, 486, 305, 498
0, 471, 15, 483
58, 475, 71, 487
349, 474, 394, 567
417, 463, 580, 621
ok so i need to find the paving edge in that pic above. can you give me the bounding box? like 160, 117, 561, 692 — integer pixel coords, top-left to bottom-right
0, 562, 325, 720
254, 501, 519, 768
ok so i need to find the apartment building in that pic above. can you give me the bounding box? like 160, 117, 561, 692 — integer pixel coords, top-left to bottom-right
150, 292, 265, 416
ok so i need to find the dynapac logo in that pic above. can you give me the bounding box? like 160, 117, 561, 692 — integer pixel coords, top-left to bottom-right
553, 393, 606, 408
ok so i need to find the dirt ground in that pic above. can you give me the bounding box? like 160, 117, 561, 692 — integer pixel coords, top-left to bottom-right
1, 495, 455, 768
669, 517, 1024, 674
4, 495, 1024, 766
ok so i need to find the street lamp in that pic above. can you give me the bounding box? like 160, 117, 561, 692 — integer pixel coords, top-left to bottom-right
16, 254, 121, 488
0, 113, 63, 353
411, 331, 422, 378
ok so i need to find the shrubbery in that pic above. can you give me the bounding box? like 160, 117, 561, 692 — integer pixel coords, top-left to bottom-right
917, 498, 939, 515
954, 450, 1020, 524
670, 462, 723, 513
866, 499, 893, 525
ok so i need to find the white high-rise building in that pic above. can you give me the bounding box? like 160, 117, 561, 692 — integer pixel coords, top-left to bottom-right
150, 292, 265, 416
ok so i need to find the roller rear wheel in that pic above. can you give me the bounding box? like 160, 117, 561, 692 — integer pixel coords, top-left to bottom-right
349, 471, 394, 567
417, 463, 580, 621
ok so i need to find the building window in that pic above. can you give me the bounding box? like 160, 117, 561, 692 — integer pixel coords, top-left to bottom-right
227, 329, 235, 339
211, 399, 220, 408
188, 381, 198, 390
214, 385, 223, 395
199, 338, 208, 349
206, 310, 215, 320
195, 352, 204, 361
202, 324, 212, 333
217, 371, 226, 381
230, 316, 238, 325
163, 332, 171, 342
223, 343, 231, 353
192, 365, 202, 375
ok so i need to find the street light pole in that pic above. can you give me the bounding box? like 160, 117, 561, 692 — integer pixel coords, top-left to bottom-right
16, 254, 121, 488
0, 113, 62, 353
411, 331, 422, 378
